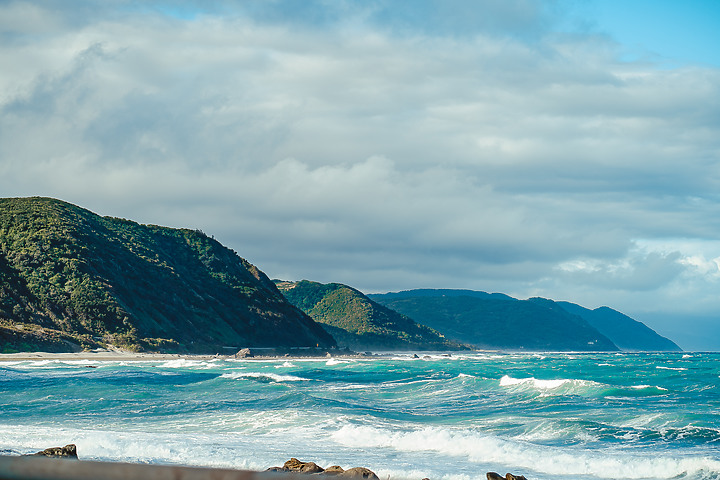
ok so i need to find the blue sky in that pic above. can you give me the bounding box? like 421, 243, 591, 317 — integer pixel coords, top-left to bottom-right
571, 0, 720, 67
1, 0, 719, 349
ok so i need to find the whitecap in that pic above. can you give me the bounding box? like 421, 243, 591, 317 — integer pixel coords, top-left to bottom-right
326, 359, 350, 366
499, 375, 571, 389
656, 366, 688, 371
158, 359, 216, 369
275, 362, 296, 368
330, 424, 720, 480
220, 372, 310, 382
631, 384, 669, 391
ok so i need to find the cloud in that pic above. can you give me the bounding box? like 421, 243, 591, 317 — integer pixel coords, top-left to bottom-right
555, 250, 685, 292
1, 1, 720, 337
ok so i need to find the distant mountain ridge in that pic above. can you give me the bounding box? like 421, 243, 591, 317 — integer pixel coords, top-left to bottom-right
370, 290, 618, 351
554, 301, 681, 351
0, 197, 334, 353
276, 280, 464, 351
370, 289, 680, 352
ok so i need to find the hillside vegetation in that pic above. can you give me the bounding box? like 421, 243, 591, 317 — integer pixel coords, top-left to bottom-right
0, 197, 334, 353
276, 280, 465, 351
370, 290, 619, 351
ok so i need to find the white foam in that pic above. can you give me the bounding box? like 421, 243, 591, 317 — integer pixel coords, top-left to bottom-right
330, 424, 720, 479
275, 362, 296, 368
220, 372, 310, 382
656, 366, 688, 371
631, 384, 669, 391
326, 359, 350, 366
499, 375, 571, 390
158, 359, 217, 369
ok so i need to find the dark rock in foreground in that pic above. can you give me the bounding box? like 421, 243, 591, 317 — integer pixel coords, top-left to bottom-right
487, 472, 527, 480
268, 458, 379, 480
338, 467, 379, 479
31, 444, 77, 459
283, 458, 325, 474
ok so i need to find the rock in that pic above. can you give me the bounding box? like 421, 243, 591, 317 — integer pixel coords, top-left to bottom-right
235, 348, 253, 359
487, 473, 504, 480
505, 475, 526, 480
267, 459, 377, 479
324, 466, 345, 475
338, 467, 379, 479
32, 444, 78, 459
283, 458, 325, 474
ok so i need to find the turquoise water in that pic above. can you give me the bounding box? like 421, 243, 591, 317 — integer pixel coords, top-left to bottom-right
1, 352, 719, 480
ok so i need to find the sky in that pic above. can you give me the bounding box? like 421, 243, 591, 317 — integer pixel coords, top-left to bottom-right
1, 0, 720, 350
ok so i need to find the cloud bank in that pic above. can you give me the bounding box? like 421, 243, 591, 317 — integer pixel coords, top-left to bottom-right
1, 0, 719, 348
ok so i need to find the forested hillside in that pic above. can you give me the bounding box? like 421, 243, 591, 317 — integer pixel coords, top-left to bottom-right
371, 290, 619, 351
276, 280, 464, 351
0, 197, 334, 353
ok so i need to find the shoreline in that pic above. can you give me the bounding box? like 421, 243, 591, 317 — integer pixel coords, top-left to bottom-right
0, 351, 219, 362
0, 349, 384, 362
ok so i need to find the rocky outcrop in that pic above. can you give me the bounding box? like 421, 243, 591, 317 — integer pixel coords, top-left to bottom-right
487, 473, 527, 480
234, 348, 253, 359
339, 467, 379, 479
267, 458, 379, 479
31, 444, 78, 459
323, 466, 346, 475
283, 458, 325, 474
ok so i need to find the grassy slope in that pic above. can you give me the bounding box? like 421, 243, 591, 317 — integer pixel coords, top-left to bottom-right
276, 280, 465, 351
0, 197, 334, 353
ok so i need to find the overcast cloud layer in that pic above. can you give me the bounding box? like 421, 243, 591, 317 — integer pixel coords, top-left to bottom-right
2, 1, 719, 349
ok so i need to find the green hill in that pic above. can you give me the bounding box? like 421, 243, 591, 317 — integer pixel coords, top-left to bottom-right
276, 280, 465, 351
0, 197, 335, 353
370, 290, 619, 351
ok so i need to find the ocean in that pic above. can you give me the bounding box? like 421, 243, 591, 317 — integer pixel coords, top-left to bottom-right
0, 352, 718, 480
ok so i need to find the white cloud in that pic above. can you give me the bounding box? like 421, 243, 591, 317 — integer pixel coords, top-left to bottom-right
1, 1, 720, 344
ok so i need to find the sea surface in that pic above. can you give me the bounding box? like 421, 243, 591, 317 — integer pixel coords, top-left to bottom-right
0, 352, 719, 480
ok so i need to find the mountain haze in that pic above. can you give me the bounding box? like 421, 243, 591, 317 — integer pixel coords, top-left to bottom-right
0, 197, 334, 353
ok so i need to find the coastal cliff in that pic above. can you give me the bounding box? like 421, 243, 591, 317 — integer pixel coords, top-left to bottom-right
0, 197, 334, 353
